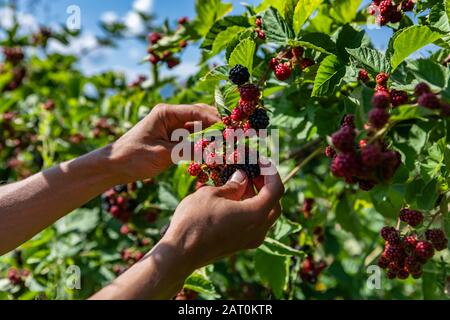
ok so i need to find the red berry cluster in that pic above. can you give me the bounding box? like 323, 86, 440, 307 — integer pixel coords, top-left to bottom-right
369, 0, 415, 26
32, 27, 53, 47
187, 65, 266, 185
7, 268, 30, 286
300, 256, 327, 284
43, 99, 55, 111
327, 112, 401, 191
255, 17, 266, 40
92, 117, 116, 139
175, 289, 199, 300
101, 185, 136, 223
415, 82, 450, 116
1, 47, 26, 92
269, 47, 315, 81
121, 248, 145, 265
3, 47, 24, 65
378, 209, 448, 280
358, 69, 370, 83
128, 75, 147, 88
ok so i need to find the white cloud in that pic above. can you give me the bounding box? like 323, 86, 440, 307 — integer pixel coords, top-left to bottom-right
0, 7, 14, 30
48, 32, 98, 55
133, 0, 154, 13
124, 11, 144, 35
0, 7, 38, 35
101, 11, 119, 25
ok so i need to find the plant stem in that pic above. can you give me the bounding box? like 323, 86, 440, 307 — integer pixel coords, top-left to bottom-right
282, 147, 323, 184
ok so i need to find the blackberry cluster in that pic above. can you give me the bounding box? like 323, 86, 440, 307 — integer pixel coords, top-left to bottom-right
379, 209, 448, 280
269, 47, 315, 81
327, 110, 401, 191
32, 27, 53, 47
369, 0, 415, 26
254, 17, 266, 40
146, 17, 189, 69
92, 117, 116, 139
101, 185, 136, 223
187, 65, 267, 186
7, 268, 30, 286
299, 256, 327, 284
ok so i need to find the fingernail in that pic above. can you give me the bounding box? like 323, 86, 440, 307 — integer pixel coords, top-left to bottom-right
230, 170, 246, 183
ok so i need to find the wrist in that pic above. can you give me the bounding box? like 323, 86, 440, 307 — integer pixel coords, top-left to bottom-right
156, 236, 197, 280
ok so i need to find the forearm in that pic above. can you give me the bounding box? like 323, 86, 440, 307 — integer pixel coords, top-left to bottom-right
90, 238, 194, 300
0, 145, 120, 255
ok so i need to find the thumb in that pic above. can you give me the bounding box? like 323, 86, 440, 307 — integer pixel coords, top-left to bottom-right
216, 170, 248, 201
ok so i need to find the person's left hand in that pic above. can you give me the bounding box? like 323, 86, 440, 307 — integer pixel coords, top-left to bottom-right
107, 103, 220, 183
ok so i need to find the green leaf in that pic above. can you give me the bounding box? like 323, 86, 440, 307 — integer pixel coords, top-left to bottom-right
416, 180, 439, 211
54, 208, 99, 234
389, 105, 434, 122
288, 32, 336, 54
370, 184, 405, 220
254, 250, 289, 299
200, 65, 229, 82
329, 0, 362, 24
346, 47, 390, 74
210, 26, 247, 57
193, 0, 233, 37
184, 272, 220, 298
388, 26, 443, 71
228, 38, 256, 75
312, 55, 346, 97
407, 59, 449, 89
273, 215, 303, 240
293, 0, 323, 35
214, 85, 231, 116
422, 271, 441, 300
336, 24, 370, 62
201, 16, 251, 50
157, 184, 180, 210
260, 7, 295, 45
260, 237, 306, 257
335, 196, 361, 236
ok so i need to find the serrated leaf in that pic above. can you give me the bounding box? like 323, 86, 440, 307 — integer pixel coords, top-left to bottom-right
200, 65, 229, 82
214, 86, 231, 116
210, 26, 247, 57
228, 39, 256, 75
312, 55, 346, 97
259, 237, 306, 257
201, 16, 251, 50
370, 184, 405, 220
293, 0, 323, 35
288, 32, 336, 54
346, 47, 390, 74
193, 0, 233, 37
184, 272, 220, 298
254, 250, 289, 299
407, 59, 449, 89
389, 105, 434, 122
330, 0, 362, 24
261, 7, 295, 45
389, 26, 443, 71
336, 24, 371, 62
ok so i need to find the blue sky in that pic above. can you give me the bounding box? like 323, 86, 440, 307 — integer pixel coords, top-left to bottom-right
2, 0, 404, 81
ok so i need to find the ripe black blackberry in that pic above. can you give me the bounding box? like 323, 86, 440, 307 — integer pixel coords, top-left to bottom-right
237, 164, 261, 180
219, 165, 237, 185
249, 108, 269, 130
229, 64, 250, 86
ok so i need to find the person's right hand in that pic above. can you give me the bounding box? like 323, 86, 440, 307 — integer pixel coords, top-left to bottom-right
161, 167, 285, 272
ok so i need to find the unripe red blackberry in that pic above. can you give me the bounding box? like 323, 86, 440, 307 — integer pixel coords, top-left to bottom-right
180, 40, 188, 48
229, 64, 250, 86
239, 99, 257, 115
178, 16, 189, 25
3, 47, 24, 65
361, 144, 383, 167
415, 241, 434, 260
358, 69, 370, 83
222, 116, 232, 126
249, 108, 270, 130
292, 47, 304, 59
205, 152, 220, 168
372, 91, 391, 109
188, 162, 202, 177
389, 10, 403, 23
274, 63, 292, 81
325, 146, 336, 159
43, 99, 55, 111
403, 234, 418, 251
418, 93, 440, 109
411, 271, 423, 279
379, 0, 393, 15
197, 171, 209, 183
390, 89, 408, 107
405, 256, 421, 274
400, 209, 424, 227
381, 226, 400, 243
433, 239, 448, 251
387, 261, 401, 273
375, 84, 389, 93
269, 58, 279, 70
369, 108, 390, 129
255, 17, 262, 27
239, 84, 260, 102
341, 114, 356, 129
401, 0, 414, 11
300, 58, 315, 70
386, 270, 397, 279
149, 54, 160, 64
381, 150, 401, 181
376, 15, 388, 26
303, 198, 314, 213
257, 30, 266, 40
376, 72, 390, 86
231, 107, 246, 121
359, 180, 376, 191
331, 126, 356, 152
441, 102, 450, 117
194, 138, 209, 154
414, 82, 430, 97
148, 32, 162, 44
331, 152, 359, 178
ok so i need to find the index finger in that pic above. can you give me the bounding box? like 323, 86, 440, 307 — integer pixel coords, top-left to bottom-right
165, 104, 220, 131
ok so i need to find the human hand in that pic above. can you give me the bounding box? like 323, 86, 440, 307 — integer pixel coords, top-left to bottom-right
161, 167, 285, 272
108, 103, 220, 183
